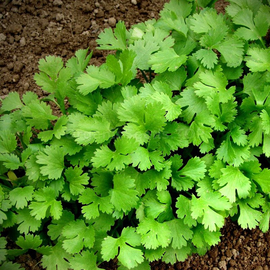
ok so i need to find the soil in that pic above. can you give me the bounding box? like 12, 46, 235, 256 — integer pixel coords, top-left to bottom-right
0, 0, 269, 269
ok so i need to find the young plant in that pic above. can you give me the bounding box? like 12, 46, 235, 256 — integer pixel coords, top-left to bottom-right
1, 0, 270, 269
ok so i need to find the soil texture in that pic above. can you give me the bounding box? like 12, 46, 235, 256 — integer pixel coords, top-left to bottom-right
0, 0, 269, 269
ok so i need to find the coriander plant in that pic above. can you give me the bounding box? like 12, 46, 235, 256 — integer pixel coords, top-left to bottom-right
1, 0, 270, 269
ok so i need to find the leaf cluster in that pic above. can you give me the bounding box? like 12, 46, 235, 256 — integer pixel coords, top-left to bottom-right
1, 0, 270, 268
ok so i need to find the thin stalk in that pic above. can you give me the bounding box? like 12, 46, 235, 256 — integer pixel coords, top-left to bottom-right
140, 69, 149, 83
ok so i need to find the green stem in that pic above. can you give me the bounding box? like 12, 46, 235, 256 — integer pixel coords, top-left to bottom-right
259, 38, 266, 49
140, 70, 149, 83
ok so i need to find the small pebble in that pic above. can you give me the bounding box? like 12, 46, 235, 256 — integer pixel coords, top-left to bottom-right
13, 61, 24, 73
0, 33, 6, 42
131, 0, 137, 4
56, 13, 64, 21
108, 17, 116, 27
20, 36, 26, 46
53, 0, 63, 6
218, 261, 227, 270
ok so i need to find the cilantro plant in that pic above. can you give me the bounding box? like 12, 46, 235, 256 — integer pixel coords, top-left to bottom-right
1, 0, 270, 269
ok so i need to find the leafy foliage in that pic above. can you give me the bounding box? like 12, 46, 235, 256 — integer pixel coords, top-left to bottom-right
1, 0, 270, 268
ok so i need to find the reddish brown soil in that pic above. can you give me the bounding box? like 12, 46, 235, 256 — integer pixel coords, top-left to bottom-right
1, 0, 270, 269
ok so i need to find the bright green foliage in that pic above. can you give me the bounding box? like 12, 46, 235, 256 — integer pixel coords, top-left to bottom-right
0, 237, 7, 264
69, 250, 102, 270
41, 242, 72, 270
16, 208, 42, 233
191, 192, 231, 231
245, 47, 270, 72
110, 172, 139, 212
102, 227, 144, 269
97, 21, 127, 50
217, 166, 251, 202
36, 145, 65, 179
149, 48, 187, 73
137, 218, 171, 249
16, 234, 42, 251
29, 187, 62, 220
79, 188, 113, 219
1, 0, 270, 268
9, 186, 34, 209
64, 166, 89, 195
62, 219, 95, 254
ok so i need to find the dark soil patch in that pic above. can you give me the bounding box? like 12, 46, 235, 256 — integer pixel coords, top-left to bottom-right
1, 0, 269, 269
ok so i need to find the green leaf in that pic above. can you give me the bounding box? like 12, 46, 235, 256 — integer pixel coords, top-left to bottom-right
66, 48, 92, 76
216, 134, 250, 166
48, 210, 74, 241
36, 146, 65, 180
159, 10, 188, 36
194, 69, 235, 103
176, 195, 196, 227
79, 188, 113, 220
162, 245, 191, 265
143, 190, 173, 222
38, 116, 68, 142
17, 208, 42, 233
25, 154, 41, 182
97, 21, 127, 50
101, 227, 143, 269
0, 237, 7, 264
92, 137, 138, 171
21, 99, 57, 129
36, 55, 63, 81
69, 250, 102, 270
245, 47, 270, 72
76, 65, 115, 95
106, 50, 136, 85
110, 172, 139, 212
192, 224, 221, 248
149, 48, 187, 73
215, 36, 244, 67
131, 147, 152, 171
194, 49, 218, 69
189, 8, 225, 34
162, 0, 192, 18
237, 194, 264, 229
191, 192, 231, 231
178, 87, 208, 124
253, 168, 270, 194
41, 242, 72, 270
260, 200, 270, 232
171, 156, 206, 192
150, 122, 189, 156
188, 112, 214, 146
145, 163, 172, 191
9, 186, 34, 209
0, 92, 23, 112
16, 234, 42, 250
167, 218, 193, 249
233, 8, 270, 41
64, 166, 89, 195
0, 262, 22, 270
30, 187, 62, 220
0, 153, 22, 170
217, 166, 251, 202
68, 113, 117, 145
137, 218, 171, 249
130, 38, 160, 70
0, 130, 17, 154
62, 219, 95, 254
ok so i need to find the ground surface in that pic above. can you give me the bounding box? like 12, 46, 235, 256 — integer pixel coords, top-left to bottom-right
0, 0, 270, 269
